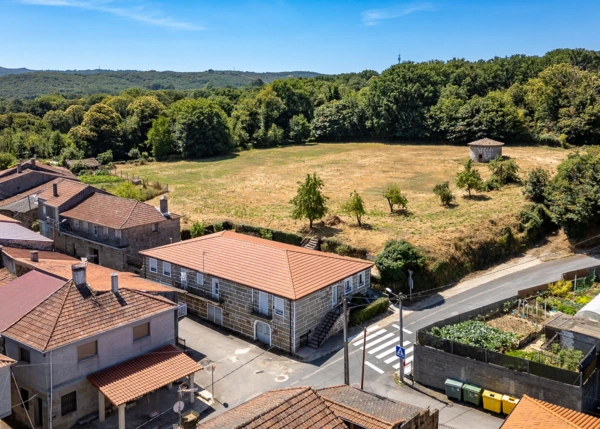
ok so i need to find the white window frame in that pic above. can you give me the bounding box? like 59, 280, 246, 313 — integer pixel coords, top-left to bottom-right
212, 278, 219, 299
163, 262, 171, 277
332, 285, 338, 307
152, 223, 158, 232
180, 268, 188, 289
42, 205, 46, 215
359, 272, 365, 286
344, 277, 353, 295
274, 297, 284, 317
115, 229, 122, 239
148, 258, 157, 273
103, 225, 109, 236
197, 272, 204, 285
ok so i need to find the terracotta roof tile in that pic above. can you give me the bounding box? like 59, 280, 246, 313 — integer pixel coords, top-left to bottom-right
0, 159, 75, 179
0, 270, 67, 333
141, 231, 373, 300
88, 344, 202, 406
2, 279, 176, 351
0, 353, 15, 369
37, 179, 93, 207
467, 138, 505, 147
0, 214, 20, 223
501, 395, 600, 429
61, 193, 177, 229
0, 177, 65, 207
316, 385, 422, 429
198, 387, 346, 429
1, 247, 174, 293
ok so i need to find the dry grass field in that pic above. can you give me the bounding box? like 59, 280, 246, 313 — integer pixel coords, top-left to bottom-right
117, 143, 569, 258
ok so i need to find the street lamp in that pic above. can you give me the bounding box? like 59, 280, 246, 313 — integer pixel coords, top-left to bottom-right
386, 288, 406, 384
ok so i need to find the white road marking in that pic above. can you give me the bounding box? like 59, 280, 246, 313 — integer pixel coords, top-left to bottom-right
365, 361, 385, 374
352, 328, 386, 345
364, 333, 395, 349
383, 342, 411, 364
369, 338, 400, 355
376, 341, 411, 360
392, 324, 412, 334
367, 325, 380, 332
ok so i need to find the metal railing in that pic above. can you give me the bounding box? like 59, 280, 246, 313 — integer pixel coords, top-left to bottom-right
178, 303, 188, 318
251, 304, 272, 320
185, 286, 224, 304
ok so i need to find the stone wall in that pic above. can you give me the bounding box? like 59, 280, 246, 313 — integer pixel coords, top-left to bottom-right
469, 146, 502, 163
402, 409, 439, 429
0, 366, 11, 419
414, 344, 594, 412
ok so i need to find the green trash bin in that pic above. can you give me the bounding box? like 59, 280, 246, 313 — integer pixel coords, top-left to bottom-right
444, 379, 463, 401
463, 383, 483, 406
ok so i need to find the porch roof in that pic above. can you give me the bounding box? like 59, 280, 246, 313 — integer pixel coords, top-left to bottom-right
88, 345, 202, 406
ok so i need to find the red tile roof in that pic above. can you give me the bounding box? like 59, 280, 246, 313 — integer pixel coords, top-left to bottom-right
0, 177, 66, 207
198, 387, 346, 429
501, 395, 600, 429
468, 138, 505, 147
0, 159, 75, 179
0, 270, 67, 333
2, 279, 176, 351
0, 214, 20, 223
88, 344, 202, 406
37, 179, 92, 207
61, 192, 177, 229
141, 231, 373, 300
0, 353, 15, 369
317, 385, 423, 429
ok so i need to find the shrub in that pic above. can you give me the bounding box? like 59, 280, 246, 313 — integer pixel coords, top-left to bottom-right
433, 182, 455, 206
488, 156, 520, 187
190, 221, 205, 238
128, 147, 141, 159
537, 133, 561, 147
78, 174, 122, 185
431, 321, 519, 352
350, 297, 390, 325
111, 182, 144, 201
375, 240, 426, 292
549, 279, 573, 298
214, 222, 224, 232
523, 168, 549, 203
259, 228, 273, 240
96, 149, 113, 165
335, 245, 351, 256
0, 152, 17, 170
575, 295, 593, 306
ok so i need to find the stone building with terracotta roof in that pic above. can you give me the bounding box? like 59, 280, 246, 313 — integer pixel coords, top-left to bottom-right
141, 231, 374, 353
197, 385, 439, 429
468, 138, 504, 162
0, 262, 197, 429
36, 180, 181, 272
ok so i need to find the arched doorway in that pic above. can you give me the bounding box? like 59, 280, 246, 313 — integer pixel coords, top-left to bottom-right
255, 321, 271, 346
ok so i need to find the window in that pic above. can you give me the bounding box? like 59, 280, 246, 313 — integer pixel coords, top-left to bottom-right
180, 269, 188, 288
82, 221, 88, 231
274, 297, 284, 317
115, 229, 122, 239
197, 272, 204, 285
20, 388, 29, 410
103, 225, 109, 236
163, 262, 171, 277
77, 340, 97, 361
148, 258, 157, 273
42, 204, 46, 215
211, 278, 219, 299
92, 224, 98, 236
152, 223, 158, 232
19, 347, 30, 363
73, 219, 79, 228
359, 272, 365, 286
133, 322, 150, 341
61, 391, 77, 416
344, 277, 352, 295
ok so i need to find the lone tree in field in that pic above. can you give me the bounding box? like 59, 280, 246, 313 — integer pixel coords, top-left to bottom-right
383, 183, 408, 213
290, 173, 328, 229
456, 158, 484, 197
433, 182, 455, 206
342, 190, 367, 227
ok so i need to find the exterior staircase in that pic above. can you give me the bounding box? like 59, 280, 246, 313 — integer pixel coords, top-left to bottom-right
308, 304, 344, 349
302, 236, 320, 250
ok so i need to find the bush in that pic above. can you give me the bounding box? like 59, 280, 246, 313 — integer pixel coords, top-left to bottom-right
375, 240, 426, 292
0, 152, 17, 170
259, 228, 273, 240
335, 244, 351, 256
575, 295, 593, 306
549, 279, 573, 298
431, 321, 519, 352
350, 297, 390, 325
190, 221, 205, 238
433, 182, 455, 206
128, 147, 141, 159
78, 174, 122, 185
523, 168, 549, 203
111, 182, 144, 201
537, 133, 561, 147
96, 149, 113, 165
59, 145, 84, 166
488, 156, 520, 187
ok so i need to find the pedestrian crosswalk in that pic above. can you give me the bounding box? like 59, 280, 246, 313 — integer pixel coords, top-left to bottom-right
351, 324, 414, 376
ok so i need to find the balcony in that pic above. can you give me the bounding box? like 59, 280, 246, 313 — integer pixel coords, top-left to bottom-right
185, 285, 224, 304
251, 304, 272, 321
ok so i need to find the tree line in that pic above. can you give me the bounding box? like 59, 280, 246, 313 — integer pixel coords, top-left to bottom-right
1, 48, 600, 165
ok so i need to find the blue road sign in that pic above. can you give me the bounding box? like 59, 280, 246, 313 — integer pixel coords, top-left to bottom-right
396, 345, 406, 360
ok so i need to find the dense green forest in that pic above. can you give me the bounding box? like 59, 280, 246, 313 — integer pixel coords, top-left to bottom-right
0, 69, 320, 98
1, 48, 600, 165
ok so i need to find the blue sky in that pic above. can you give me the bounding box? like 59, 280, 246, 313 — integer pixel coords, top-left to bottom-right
1, 0, 599, 74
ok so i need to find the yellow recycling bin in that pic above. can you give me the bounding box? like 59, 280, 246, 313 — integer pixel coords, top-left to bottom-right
502, 395, 519, 414
482, 390, 503, 413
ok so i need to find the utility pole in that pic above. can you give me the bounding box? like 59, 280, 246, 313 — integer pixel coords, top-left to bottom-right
343, 298, 349, 385
360, 327, 367, 390
386, 288, 407, 384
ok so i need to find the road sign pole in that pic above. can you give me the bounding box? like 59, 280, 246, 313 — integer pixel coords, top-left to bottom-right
399, 295, 404, 384
360, 327, 367, 390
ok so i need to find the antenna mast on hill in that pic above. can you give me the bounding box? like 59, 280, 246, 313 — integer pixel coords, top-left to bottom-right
397, 52, 401, 64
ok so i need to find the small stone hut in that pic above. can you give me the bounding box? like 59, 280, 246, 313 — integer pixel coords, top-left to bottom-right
468, 138, 504, 162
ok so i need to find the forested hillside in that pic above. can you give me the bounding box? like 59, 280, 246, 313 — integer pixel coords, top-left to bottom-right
1, 48, 600, 167
0, 69, 321, 98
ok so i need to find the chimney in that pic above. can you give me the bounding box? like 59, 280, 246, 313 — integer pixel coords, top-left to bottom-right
71, 262, 87, 288
17, 160, 22, 174
159, 196, 168, 215
30, 251, 39, 263
30, 155, 36, 169
111, 273, 119, 294
53, 183, 58, 197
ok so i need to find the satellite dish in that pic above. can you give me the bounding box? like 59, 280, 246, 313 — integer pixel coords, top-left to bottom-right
173, 401, 185, 413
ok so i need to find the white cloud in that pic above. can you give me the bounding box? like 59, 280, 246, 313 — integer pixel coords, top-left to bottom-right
20, 0, 204, 31
361, 3, 435, 26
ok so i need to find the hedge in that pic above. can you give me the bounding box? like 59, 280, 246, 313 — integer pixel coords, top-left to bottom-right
350, 297, 390, 325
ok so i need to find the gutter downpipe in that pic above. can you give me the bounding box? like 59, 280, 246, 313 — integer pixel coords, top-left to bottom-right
292, 301, 296, 354
49, 350, 53, 429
